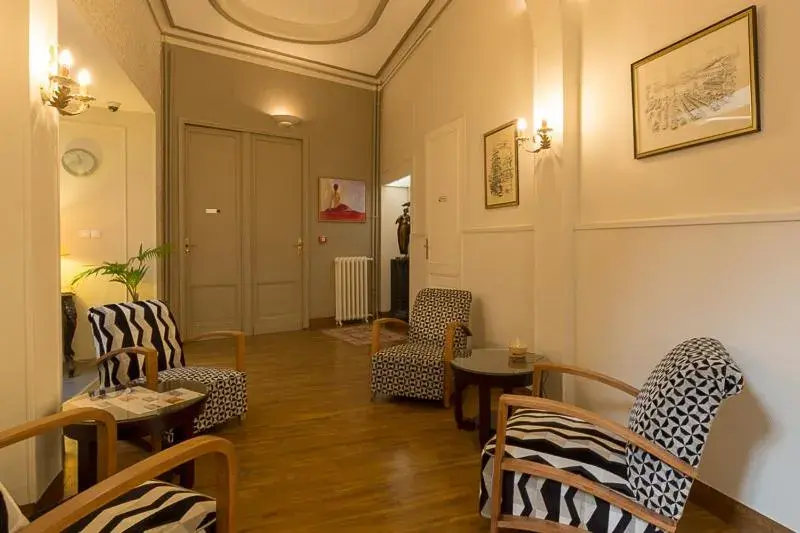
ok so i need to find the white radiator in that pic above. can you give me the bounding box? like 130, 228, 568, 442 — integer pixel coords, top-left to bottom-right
334, 256, 372, 326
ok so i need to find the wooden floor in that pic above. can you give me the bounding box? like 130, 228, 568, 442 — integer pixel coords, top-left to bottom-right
69, 330, 739, 532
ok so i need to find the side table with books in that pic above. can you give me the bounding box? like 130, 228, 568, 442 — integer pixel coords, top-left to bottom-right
62, 380, 207, 491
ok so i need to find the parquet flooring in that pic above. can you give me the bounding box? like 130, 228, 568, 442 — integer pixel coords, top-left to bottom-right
70, 329, 739, 532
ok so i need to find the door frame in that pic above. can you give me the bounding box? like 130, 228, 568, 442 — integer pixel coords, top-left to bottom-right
171, 118, 311, 334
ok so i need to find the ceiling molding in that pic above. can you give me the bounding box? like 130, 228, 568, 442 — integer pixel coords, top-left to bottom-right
208, 0, 390, 45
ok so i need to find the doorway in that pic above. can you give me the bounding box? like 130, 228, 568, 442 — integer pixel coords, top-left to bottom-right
380, 175, 411, 319
180, 124, 306, 337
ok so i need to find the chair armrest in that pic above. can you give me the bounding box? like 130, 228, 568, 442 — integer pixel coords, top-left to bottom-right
27, 435, 237, 533
531, 363, 640, 398
184, 330, 246, 373
96, 347, 159, 391
0, 408, 117, 481
497, 394, 697, 479
371, 318, 409, 355
444, 322, 472, 362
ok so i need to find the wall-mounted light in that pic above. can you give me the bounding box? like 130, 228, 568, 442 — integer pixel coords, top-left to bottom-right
270, 114, 302, 128
516, 117, 553, 154
41, 47, 96, 116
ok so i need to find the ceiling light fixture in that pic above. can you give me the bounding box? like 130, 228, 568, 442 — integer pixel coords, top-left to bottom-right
271, 114, 302, 128
41, 46, 96, 116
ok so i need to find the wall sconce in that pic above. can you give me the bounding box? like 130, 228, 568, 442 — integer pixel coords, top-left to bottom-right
270, 114, 302, 128
41, 47, 96, 116
516, 118, 553, 154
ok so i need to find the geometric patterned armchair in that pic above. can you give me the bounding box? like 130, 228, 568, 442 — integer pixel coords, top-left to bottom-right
88, 299, 247, 433
480, 337, 744, 533
0, 408, 237, 532
370, 288, 472, 408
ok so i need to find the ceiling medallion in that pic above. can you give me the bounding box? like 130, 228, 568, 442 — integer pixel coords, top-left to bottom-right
209, 0, 389, 44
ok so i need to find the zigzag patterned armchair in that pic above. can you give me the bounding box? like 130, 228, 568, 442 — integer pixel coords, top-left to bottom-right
370, 287, 472, 407
480, 337, 744, 533
88, 299, 247, 433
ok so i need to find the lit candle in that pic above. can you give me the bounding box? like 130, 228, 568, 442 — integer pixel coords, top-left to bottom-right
517, 117, 528, 132
540, 119, 548, 130
58, 49, 74, 78
77, 69, 91, 95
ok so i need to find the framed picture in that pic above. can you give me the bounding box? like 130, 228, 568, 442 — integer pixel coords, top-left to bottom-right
483, 120, 520, 209
318, 177, 367, 222
631, 6, 760, 159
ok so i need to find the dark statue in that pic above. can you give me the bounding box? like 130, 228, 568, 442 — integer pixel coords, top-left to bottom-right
395, 202, 411, 255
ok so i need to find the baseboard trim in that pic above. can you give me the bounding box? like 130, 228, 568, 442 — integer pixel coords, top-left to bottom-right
689, 480, 792, 533
308, 317, 337, 330
20, 470, 64, 518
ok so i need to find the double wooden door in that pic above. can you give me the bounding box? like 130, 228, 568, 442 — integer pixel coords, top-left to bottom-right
181, 125, 305, 337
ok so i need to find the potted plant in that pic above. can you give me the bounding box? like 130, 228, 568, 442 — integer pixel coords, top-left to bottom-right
71, 244, 170, 302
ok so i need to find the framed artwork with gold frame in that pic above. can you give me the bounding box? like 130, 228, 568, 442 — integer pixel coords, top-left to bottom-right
483, 120, 519, 209
631, 6, 760, 159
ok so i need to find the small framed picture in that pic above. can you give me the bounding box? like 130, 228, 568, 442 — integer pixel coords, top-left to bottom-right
318, 177, 367, 223
631, 6, 761, 159
483, 121, 519, 209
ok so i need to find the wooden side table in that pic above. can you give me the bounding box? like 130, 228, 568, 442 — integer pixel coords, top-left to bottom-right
451, 349, 546, 447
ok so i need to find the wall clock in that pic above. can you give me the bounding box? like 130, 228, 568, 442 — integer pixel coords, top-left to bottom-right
61, 148, 99, 177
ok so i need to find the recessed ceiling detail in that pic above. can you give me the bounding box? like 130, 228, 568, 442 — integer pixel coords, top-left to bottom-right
210, 0, 389, 44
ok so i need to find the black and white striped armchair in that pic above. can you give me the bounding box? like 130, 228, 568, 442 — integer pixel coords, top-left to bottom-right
88, 299, 247, 433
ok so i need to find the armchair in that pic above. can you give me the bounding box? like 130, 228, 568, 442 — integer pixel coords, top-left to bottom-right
0, 408, 237, 532
480, 337, 744, 533
88, 299, 247, 433
370, 287, 472, 407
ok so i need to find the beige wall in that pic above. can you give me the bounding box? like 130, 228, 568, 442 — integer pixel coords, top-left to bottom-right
570, 1, 798, 529
60, 109, 158, 360
0, 0, 62, 504
168, 45, 375, 320
385, 0, 797, 529
380, 0, 534, 346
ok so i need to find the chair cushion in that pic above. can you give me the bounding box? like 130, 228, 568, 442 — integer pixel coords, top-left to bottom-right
0, 481, 29, 532
64, 480, 215, 533
408, 288, 472, 352
159, 366, 247, 433
89, 300, 185, 387
627, 338, 744, 519
480, 409, 661, 532
371, 343, 449, 401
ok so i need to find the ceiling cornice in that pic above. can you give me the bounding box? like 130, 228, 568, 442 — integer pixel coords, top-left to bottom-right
148, 0, 450, 89
209, 0, 390, 45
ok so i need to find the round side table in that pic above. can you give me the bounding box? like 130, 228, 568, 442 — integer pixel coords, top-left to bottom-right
451, 349, 545, 447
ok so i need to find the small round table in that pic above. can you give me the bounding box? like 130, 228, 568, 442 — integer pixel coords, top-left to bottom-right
63, 379, 207, 491
451, 349, 545, 447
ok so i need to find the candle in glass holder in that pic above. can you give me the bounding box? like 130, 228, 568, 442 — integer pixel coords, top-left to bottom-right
77, 69, 91, 96
58, 49, 74, 78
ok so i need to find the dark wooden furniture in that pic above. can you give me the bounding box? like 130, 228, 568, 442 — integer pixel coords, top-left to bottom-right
61, 292, 77, 378
452, 349, 545, 447
389, 256, 409, 321
63, 380, 207, 491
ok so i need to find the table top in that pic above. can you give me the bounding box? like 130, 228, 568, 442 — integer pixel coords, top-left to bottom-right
62, 379, 207, 424
451, 348, 545, 377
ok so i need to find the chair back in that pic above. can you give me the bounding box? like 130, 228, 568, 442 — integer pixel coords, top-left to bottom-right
88, 299, 185, 387
408, 288, 472, 351
626, 337, 744, 519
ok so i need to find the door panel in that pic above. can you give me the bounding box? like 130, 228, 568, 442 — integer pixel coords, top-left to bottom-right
184, 126, 242, 336
425, 118, 463, 288
251, 135, 303, 334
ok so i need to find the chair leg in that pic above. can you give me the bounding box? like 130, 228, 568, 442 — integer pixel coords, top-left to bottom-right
239, 413, 247, 423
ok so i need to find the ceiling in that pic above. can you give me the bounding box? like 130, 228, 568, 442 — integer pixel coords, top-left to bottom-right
59, 0, 153, 113
150, 0, 440, 86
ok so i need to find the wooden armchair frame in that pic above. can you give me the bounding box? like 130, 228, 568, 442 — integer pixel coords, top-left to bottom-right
28, 435, 237, 533
490, 365, 695, 533
370, 318, 472, 408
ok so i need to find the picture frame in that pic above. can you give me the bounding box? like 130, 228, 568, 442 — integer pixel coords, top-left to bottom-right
318, 177, 367, 223
631, 6, 760, 159
483, 120, 520, 209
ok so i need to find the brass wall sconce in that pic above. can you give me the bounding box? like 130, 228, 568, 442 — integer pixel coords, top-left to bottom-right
41, 47, 96, 116
516, 118, 553, 154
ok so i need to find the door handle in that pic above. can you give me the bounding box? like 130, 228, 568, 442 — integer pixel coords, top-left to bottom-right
184, 238, 194, 255
294, 238, 303, 256
424, 238, 429, 260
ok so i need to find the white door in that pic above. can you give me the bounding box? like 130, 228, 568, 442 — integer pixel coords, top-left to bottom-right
250, 135, 304, 334
182, 126, 243, 337
425, 118, 464, 288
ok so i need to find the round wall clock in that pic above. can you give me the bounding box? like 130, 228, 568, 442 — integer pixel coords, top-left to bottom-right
61, 148, 99, 177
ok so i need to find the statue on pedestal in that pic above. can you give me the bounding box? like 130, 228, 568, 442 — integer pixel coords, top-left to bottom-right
395, 202, 411, 256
